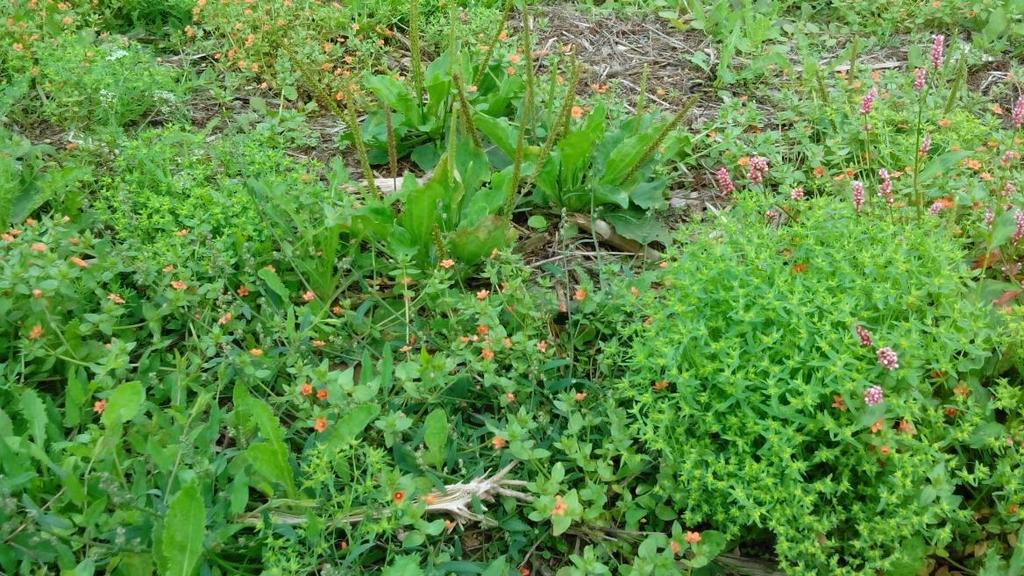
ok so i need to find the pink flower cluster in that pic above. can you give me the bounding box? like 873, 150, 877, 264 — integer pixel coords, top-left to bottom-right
877, 169, 893, 205
1013, 94, 1024, 130
929, 201, 945, 215
852, 180, 865, 213
747, 156, 769, 183
1013, 209, 1024, 244
877, 347, 899, 371
856, 325, 873, 347
766, 209, 781, 225
860, 87, 878, 115
984, 207, 994, 227
790, 187, 805, 201
931, 34, 945, 69
864, 385, 884, 406
715, 167, 735, 195
913, 68, 926, 92
920, 133, 931, 156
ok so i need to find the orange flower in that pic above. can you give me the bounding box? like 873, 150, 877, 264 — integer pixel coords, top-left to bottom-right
171, 280, 188, 290
791, 262, 807, 274
508, 53, 521, 64
249, 348, 263, 357
505, 392, 515, 403
944, 406, 958, 418
684, 531, 702, 544
311, 339, 325, 348
93, 399, 107, 414
331, 304, 342, 315
162, 264, 175, 273
652, 380, 669, 391
70, 256, 88, 268
536, 340, 548, 353
300, 383, 313, 396
502, 337, 512, 348
316, 389, 328, 401
392, 490, 405, 504
301, 290, 315, 302
570, 106, 584, 119
518, 567, 530, 576
476, 289, 489, 300
492, 436, 507, 450
498, 31, 508, 41
898, 420, 916, 435
630, 286, 640, 297
574, 391, 587, 401
832, 395, 847, 411
237, 285, 250, 297
506, 66, 516, 76
670, 540, 682, 555
937, 118, 951, 129
27, 324, 43, 340
175, 228, 189, 237
218, 312, 232, 325
32, 289, 43, 299
813, 166, 825, 178
30, 242, 46, 253
953, 384, 969, 397
870, 419, 884, 433
551, 495, 567, 516
879, 445, 891, 456
313, 417, 328, 432
573, 288, 587, 301
440, 258, 455, 269
107, 293, 125, 305
737, 156, 751, 167
480, 348, 494, 361
477, 324, 489, 335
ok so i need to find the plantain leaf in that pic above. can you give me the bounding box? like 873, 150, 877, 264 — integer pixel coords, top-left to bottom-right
161, 484, 205, 576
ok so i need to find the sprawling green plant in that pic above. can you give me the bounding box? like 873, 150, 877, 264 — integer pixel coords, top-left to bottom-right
614, 195, 1022, 575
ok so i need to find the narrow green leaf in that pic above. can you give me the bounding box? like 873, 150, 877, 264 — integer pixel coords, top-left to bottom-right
19, 389, 47, 447
423, 408, 448, 467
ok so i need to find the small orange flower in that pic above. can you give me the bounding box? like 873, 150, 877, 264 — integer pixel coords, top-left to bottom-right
264, 264, 276, 273
832, 395, 847, 411
870, 419, 884, 433
498, 31, 508, 42
70, 256, 88, 268
107, 293, 125, 305
652, 380, 669, 391
313, 417, 328, 432
630, 286, 640, 297
249, 348, 263, 357
506, 66, 516, 76
684, 531, 702, 544
813, 166, 826, 178
300, 383, 313, 396
392, 491, 405, 504
30, 242, 46, 253
953, 384, 969, 397
331, 304, 342, 315
508, 53, 521, 64
502, 337, 513, 348
440, 258, 455, 269
476, 289, 489, 300
536, 340, 548, 353
237, 285, 250, 297
551, 495, 567, 516
737, 156, 751, 167
316, 389, 328, 401
937, 118, 951, 129
492, 436, 507, 450
477, 325, 489, 335
301, 290, 315, 302
1009, 504, 1019, 515
573, 288, 587, 302
574, 391, 587, 401
27, 325, 43, 340
175, 228, 189, 237
218, 312, 232, 325
505, 392, 515, 403
32, 289, 43, 299
791, 262, 807, 274
944, 406, 958, 418
518, 567, 530, 576
480, 348, 494, 361
311, 339, 325, 348
898, 420, 916, 435
171, 280, 187, 290
570, 106, 584, 119
670, 540, 682, 555
93, 399, 107, 414
879, 445, 891, 456
162, 264, 175, 273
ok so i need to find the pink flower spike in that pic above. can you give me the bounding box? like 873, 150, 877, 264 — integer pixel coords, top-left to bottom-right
877, 169, 893, 205
1012, 94, 1024, 129
877, 347, 899, 371
860, 87, 878, 115
852, 181, 865, 213
855, 325, 873, 347
715, 167, 735, 195
864, 385, 884, 407
1012, 209, 1024, 244
747, 156, 769, 184
919, 133, 931, 156
790, 187, 805, 201
913, 67, 926, 91
931, 34, 945, 69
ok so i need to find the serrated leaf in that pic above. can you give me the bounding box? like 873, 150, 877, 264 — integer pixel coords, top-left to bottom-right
19, 389, 47, 447
101, 381, 145, 428
257, 267, 290, 301
161, 484, 205, 576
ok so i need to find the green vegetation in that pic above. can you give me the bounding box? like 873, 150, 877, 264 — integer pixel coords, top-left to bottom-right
1, 0, 1023, 575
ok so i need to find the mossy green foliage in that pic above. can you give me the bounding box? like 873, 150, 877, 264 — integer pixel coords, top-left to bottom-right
617, 196, 1021, 575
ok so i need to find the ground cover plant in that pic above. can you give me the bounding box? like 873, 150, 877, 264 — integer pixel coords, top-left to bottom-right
1, 0, 1024, 575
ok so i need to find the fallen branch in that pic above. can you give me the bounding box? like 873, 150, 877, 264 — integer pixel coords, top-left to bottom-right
237, 462, 530, 528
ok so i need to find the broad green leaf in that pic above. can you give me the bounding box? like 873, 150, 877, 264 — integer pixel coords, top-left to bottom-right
398, 179, 446, 258
527, 215, 548, 230
382, 555, 425, 576
101, 381, 145, 428
481, 556, 508, 576
257, 267, 290, 302
1010, 525, 1024, 576
365, 75, 422, 126
328, 404, 379, 444
599, 123, 662, 186
161, 484, 205, 576
244, 442, 294, 497
917, 151, 972, 184
689, 530, 727, 568
473, 112, 519, 158
990, 210, 1018, 250
423, 408, 447, 467
19, 389, 47, 447
449, 215, 515, 265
